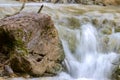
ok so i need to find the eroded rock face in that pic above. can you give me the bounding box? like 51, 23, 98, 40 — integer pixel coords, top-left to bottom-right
0, 12, 64, 77
16, 0, 120, 5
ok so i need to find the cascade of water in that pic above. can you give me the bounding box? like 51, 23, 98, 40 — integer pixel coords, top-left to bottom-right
1, 3, 120, 80
61, 23, 120, 80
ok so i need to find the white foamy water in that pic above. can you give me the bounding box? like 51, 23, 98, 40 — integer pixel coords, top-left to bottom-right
60, 23, 120, 80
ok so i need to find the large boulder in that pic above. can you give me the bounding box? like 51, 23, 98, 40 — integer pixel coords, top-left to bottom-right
0, 12, 64, 77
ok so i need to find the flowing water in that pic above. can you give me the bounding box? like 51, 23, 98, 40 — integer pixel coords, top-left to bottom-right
59, 23, 119, 80
0, 2, 120, 80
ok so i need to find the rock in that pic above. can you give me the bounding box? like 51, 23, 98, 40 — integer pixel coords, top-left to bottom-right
112, 65, 120, 80
108, 34, 120, 53
102, 0, 118, 5
67, 17, 80, 29
100, 36, 109, 53
4, 65, 15, 77
100, 26, 112, 35
0, 12, 64, 77
92, 19, 105, 29
102, 19, 109, 24
74, 0, 81, 3
0, 77, 5, 80
95, 0, 120, 6
16, 0, 120, 5
81, 17, 90, 24
92, 19, 99, 25
115, 26, 120, 32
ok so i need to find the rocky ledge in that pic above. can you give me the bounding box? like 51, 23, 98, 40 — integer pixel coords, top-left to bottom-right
0, 12, 64, 77
17, 0, 120, 6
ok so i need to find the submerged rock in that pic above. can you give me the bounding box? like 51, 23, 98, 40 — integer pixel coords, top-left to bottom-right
0, 12, 64, 77
115, 26, 120, 32
100, 26, 112, 35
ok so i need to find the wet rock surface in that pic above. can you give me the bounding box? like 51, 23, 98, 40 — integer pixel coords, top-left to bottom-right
0, 12, 64, 77
16, 0, 120, 5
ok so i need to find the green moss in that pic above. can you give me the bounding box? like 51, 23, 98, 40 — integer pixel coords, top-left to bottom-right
92, 18, 99, 25
13, 29, 28, 56
15, 39, 28, 56
103, 19, 108, 24
57, 42, 65, 62
101, 26, 112, 35
112, 67, 120, 80
68, 37, 76, 53
115, 26, 120, 32
67, 17, 80, 29
74, 10, 86, 15
103, 36, 109, 44
28, 31, 32, 40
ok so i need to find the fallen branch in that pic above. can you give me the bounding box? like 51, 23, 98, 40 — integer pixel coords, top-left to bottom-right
5, 2, 25, 18
37, 5, 44, 13
16, 2, 26, 14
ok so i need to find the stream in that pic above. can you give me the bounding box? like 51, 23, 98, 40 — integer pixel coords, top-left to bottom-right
0, 2, 120, 80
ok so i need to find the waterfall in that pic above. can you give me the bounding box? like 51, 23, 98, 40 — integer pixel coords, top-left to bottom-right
0, 3, 120, 80
59, 23, 120, 80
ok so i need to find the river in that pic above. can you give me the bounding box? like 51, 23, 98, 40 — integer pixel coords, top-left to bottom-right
0, 2, 120, 80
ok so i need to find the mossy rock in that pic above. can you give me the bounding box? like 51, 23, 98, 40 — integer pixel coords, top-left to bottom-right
67, 17, 80, 29
92, 18, 99, 25
0, 12, 65, 77
102, 19, 109, 24
100, 26, 112, 35
112, 66, 120, 80
115, 26, 120, 32
100, 35, 109, 52
58, 26, 77, 53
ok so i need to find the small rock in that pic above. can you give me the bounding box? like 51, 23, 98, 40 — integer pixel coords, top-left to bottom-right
115, 26, 120, 32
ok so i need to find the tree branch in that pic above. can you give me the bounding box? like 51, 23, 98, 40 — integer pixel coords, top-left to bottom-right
4, 2, 25, 18
14, 2, 25, 15
37, 5, 44, 13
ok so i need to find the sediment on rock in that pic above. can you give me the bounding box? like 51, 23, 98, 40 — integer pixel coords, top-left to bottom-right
0, 12, 64, 77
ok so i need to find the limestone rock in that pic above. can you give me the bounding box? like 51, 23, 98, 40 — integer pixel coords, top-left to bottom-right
0, 12, 64, 77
